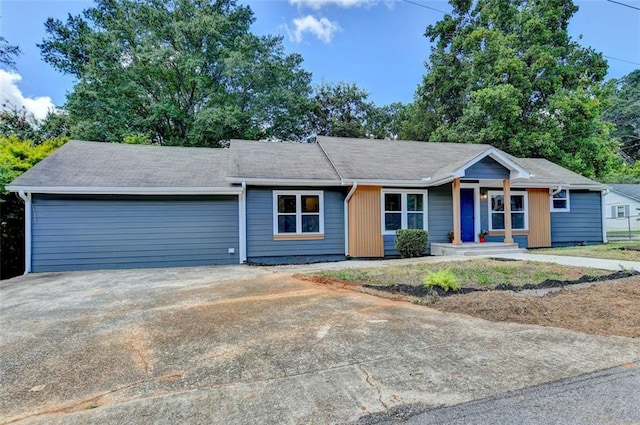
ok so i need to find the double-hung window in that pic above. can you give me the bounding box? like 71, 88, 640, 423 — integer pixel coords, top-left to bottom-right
382, 190, 427, 234
488, 191, 528, 231
551, 189, 570, 212
273, 191, 324, 238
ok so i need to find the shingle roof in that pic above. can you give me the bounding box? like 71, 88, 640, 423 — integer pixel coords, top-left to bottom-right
509, 157, 603, 188
9, 140, 232, 188
228, 139, 340, 181
611, 184, 640, 201
316, 136, 491, 181
8, 137, 604, 191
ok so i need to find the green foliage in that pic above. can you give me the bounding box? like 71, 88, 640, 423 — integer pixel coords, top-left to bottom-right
123, 133, 153, 145
0, 104, 70, 144
39, 0, 313, 146
424, 269, 458, 292
413, 0, 619, 178
394, 229, 428, 258
0, 35, 21, 69
603, 69, 640, 162
0, 136, 65, 279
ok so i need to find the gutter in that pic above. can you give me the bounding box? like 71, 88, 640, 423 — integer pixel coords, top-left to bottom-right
17, 190, 32, 274
239, 181, 247, 263
5, 186, 244, 195
343, 181, 358, 257
601, 188, 609, 244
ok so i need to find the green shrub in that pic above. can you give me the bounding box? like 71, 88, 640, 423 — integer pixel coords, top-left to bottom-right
394, 229, 428, 258
424, 269, 458, 292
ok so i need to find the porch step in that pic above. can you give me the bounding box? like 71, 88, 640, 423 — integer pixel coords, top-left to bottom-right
430, 242, 526, 257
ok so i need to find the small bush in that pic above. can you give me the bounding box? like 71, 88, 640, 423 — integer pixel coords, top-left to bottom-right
424, 269, 458, 292
395, 229, 428, 258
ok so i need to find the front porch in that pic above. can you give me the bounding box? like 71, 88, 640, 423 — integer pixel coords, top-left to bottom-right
431, 242, 525, 257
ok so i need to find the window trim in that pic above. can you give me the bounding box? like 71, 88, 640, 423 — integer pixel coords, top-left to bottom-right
550, 189, 570, 212
272, 190, 324, 238
488, 190, 528, 231
380, 189, 428, 235
616, 205, 626, 218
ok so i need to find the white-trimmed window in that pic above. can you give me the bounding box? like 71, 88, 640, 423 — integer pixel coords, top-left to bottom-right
381, 190, 427, 235
551, 189, 570, 212
273, 191, 324, 237
488, 191, 528, 231
616, 205, 628, 218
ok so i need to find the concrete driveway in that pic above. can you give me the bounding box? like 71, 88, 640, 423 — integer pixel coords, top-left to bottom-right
1, 264, 639, 424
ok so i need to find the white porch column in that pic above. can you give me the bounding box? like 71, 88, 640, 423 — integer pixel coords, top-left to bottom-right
452, 178, 462, 245
503, 179, 514, 244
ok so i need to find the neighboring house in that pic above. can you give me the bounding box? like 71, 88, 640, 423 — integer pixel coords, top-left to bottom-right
8, 136, 607, 272
605, 184, 640, 233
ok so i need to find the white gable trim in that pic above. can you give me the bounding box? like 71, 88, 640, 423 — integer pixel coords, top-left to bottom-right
452, 148, 532, 180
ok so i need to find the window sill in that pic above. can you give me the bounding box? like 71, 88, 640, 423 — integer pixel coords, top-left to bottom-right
273, 234, 325, 241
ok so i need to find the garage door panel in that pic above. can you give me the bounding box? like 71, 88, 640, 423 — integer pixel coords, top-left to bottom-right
31, 195, 240, 271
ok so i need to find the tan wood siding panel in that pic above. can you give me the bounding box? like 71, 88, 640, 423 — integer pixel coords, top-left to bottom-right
348, 186, 383, 257
528, 188, 551, 247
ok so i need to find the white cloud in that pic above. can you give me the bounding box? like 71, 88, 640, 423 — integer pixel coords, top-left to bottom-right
289, 0, 378, 9
0, 70, 54, 121
287, 15, 341, 43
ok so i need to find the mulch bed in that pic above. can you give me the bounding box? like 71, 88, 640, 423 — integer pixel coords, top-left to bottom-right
362, 270, 639, 298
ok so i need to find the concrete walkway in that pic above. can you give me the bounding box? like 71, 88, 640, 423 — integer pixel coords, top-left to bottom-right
268, 252, 639, 274
487, 253, 640, 272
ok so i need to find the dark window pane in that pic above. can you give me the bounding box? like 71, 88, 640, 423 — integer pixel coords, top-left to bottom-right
277, 215, 296, 233
407, 194, 423, 211
511, 195, 525, 212
491, 195, 504, 212
301, 195, 319, 213
385, 213, 401, 231
385, 193, 401, 211
278, 195, 297, 213
553, 199, 566, 209
491, 213, 505, 230
553, 190, 566, 199
512, 212, 525, 229
301, 215, 320, 233
407, 212, 423, 229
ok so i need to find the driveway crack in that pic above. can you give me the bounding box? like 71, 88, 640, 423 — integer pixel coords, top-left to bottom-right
358, 364, 388, 410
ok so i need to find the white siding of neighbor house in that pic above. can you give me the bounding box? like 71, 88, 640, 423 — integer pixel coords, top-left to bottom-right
605, 191, 640, 232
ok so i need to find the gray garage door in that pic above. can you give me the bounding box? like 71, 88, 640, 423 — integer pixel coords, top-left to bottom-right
31, 195, 240, 272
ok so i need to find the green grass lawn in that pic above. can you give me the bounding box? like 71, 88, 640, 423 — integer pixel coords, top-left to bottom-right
318, 259, 611, 289
531, 241, 640, 262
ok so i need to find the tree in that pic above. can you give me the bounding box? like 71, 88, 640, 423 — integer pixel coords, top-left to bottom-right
309, 81, 404, 139
39, 0, 312, 146
0, 137, 66, 279
310, 82, 373, 138
0, 36, 21, 69
0, 104, 70, 143
414, 0, 620, 178
603, 69, 640, 162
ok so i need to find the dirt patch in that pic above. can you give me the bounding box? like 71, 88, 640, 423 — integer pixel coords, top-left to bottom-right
432, 276, 640, 338
312, 274, 640, 338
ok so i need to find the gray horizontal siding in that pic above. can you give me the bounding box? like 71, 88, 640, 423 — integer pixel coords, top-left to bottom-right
31, 195, 239, 271
551, 191, 603, 245
246, 187, 346, 260
384, 185, 452, 256
464, 157, 510, 179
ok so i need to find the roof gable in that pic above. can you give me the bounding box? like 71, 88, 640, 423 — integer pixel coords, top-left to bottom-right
611, 184, 640, 202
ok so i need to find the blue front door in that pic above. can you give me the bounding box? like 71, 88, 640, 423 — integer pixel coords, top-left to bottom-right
460, 189, 475, 242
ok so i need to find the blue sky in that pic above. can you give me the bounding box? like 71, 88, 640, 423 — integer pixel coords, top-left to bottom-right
1, 0, 639, 118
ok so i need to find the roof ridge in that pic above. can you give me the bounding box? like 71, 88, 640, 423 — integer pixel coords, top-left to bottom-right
316, 137, 344, 182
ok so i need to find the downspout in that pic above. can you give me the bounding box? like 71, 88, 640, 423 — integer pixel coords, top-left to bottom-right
17, 190, 32, 273
601, 188, 609, 244
239, 181, 247, 263
551, 185, 563, 196
344, 181, 358, 257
